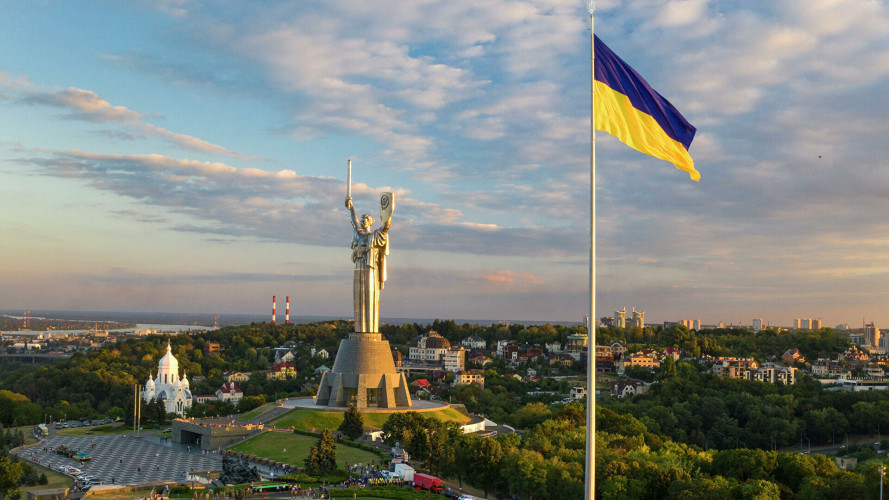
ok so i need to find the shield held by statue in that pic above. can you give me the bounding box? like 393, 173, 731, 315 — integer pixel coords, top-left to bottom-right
380, 192, 394, 224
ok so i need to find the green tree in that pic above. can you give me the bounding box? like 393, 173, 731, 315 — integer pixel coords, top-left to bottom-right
470, 434, 504, 497
0, 456, 23, 500
237, 395, 266, 413
305, 430, 337, 475
338, 405, 364, 441
510, 402, 552, 430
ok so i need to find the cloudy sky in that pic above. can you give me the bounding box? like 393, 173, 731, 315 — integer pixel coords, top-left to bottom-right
2, 0, 888, 328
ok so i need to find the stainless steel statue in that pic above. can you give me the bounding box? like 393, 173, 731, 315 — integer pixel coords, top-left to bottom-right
346, 191, 392, 333
314, 161, 411, 408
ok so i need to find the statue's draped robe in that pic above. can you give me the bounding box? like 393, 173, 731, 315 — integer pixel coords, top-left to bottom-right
351, 223, 388, 333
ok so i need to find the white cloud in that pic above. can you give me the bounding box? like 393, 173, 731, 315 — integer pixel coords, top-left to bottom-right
19, 87, 252, 159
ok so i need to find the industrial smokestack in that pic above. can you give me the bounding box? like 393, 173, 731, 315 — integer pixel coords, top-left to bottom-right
286, 296, 290, 325
272, 295, 277, 324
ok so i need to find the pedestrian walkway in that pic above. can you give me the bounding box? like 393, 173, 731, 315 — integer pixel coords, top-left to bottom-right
15, 434, 222, 484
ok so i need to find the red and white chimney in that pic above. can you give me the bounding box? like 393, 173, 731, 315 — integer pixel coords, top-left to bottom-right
286, 296, 290, 325
272, 295, 277, 324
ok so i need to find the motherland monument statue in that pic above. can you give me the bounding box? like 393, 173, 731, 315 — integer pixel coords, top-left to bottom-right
315, 160, 412, 408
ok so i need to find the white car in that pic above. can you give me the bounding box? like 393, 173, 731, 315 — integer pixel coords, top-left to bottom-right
67, 467, 81, 475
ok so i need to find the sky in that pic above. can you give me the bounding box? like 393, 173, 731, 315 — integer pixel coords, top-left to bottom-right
2, 0, 889, 328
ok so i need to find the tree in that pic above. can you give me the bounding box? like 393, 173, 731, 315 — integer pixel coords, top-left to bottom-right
338, 405, 364, 440
510, 402, 552, 430
0, 456, 23, 500
152, 398, 167, 424
471, 435, 504, 497
305, 430, 337, 475
237, 395, 266, 414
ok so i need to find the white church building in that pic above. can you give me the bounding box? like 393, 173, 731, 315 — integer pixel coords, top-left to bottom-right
142, 342, 193, 416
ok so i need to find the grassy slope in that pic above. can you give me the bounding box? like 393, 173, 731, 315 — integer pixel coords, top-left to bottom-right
19, 466, 74, 495
229, 431, 380, 467
239, 402, 278, 422
273, 407, 471, 431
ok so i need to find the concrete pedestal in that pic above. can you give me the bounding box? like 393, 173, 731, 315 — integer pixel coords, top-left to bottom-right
315, 333, 412, 408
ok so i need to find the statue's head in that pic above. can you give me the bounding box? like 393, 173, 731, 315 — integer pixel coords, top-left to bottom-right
361, 214, 375, 230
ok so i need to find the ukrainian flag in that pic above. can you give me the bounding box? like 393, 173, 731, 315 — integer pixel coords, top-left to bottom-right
595, 35, 699, 181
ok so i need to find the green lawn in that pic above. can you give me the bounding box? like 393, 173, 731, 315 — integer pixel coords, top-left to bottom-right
273, 409, 346, 431
273, 407, 471, 431
229, 431, 381, 468
12, 425, 41, 446
19, 465, 74, 495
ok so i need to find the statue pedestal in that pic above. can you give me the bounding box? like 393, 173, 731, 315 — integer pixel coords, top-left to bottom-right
315, 331, 412, 409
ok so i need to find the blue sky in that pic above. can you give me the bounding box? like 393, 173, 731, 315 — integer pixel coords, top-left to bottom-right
2, 0, 889, 328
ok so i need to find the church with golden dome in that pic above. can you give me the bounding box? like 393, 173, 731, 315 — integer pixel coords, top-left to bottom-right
142, 342, 193, 416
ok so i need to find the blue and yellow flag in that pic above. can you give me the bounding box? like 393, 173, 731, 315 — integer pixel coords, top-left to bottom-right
595, 35, 699, 181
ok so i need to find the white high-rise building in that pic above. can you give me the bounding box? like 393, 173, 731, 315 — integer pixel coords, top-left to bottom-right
631, 308, 645, 328
752, 318, 764, 332
142, 342, 193, 416
615, 308, 627, 329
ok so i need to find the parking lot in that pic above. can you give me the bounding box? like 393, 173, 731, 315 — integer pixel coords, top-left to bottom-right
15, 433, 223, 487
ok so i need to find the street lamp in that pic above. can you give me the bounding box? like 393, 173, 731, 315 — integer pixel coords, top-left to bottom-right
879, 465, 885, 500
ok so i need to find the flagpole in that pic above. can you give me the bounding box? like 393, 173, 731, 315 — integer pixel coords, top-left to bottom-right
585, 3, 596, 500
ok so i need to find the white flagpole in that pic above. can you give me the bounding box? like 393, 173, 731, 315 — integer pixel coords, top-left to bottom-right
585, 3, 597, 500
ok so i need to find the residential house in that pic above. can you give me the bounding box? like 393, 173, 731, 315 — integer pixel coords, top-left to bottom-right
811, 359, 836, 377
513, 350, 543, 365
545, 341, 563, 353
460, 335, 487, 350
749, 363, 797, 384
549, 353, 576, 367
267, 362, 297, 380
781, 348, 805, 365
611, 380, 638, 398
310, 347, 330, 359
565, 333, 588, 361
273, 347, 295, 364
411, 378, 432, 391
203, 343, 222, 356
595, 346, 615, 373
224, 371, 251, 384
616, 351, 661, 373
469, 353, 494, 366
216, 382, 243, 405
838, 346, 871, 367
455, 369, 485, 388
663, 348, 680, 361
609, 340, 628, 356
712, 358, 759, 378
495, 340, 516, 358
568, 386, 587, 401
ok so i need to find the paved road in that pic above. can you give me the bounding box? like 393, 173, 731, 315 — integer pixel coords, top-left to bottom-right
15, 434, 222, 484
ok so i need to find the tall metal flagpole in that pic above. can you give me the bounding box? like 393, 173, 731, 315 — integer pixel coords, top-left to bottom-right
585, 3, 597, 500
